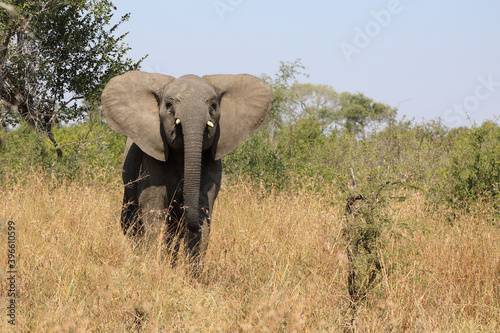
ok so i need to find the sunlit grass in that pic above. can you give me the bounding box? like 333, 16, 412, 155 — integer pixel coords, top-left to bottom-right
0, 173, 498, 331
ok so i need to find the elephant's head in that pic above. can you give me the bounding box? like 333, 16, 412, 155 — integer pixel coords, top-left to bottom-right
101, 71, 273, 233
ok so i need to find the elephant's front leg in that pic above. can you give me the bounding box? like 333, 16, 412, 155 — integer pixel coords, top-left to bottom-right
185, 207, 211, 277
164, 202, 184, 266
121, 192, 141, 239
138, 186, 172, 257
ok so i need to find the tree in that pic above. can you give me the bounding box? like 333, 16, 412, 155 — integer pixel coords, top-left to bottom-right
338, 92, 397, 138
260, 58, 309, 130
279, 83, 396, 137
283, 83, 340, 132
0, 0, 145, 157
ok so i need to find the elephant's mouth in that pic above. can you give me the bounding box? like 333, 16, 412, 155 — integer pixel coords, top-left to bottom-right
168, 127, 215, 152
163, 118, 216, 152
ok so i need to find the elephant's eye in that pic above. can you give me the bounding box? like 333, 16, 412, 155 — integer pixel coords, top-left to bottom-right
209, 102, 217, 115
165, 101, 174, 112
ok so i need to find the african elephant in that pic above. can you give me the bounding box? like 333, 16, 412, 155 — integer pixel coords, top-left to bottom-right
101, 71, 273, 273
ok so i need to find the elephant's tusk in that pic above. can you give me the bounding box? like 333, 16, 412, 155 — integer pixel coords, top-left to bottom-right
207, 121, 214, 128
175, 118, 181, 125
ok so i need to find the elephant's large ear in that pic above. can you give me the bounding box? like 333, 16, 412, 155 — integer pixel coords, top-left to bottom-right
101, 71, 175, 162
203, 74, 273, 160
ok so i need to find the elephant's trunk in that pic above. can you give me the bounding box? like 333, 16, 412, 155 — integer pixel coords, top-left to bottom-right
182, 121, 206, 234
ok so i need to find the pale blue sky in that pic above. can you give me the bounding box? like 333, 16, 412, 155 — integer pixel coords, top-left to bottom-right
113, 0, 500, 127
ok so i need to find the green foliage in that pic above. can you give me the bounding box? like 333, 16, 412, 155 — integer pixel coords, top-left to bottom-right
287, 83, 339, 125
223, 127, 287, 189
2, 105, 498, 212
225, 100, 499, 211
259, 60, 396, 140
1, 55, 498, 211
0, 114, 125, 183
344, 194, 382, 309
260, 58, 309, 129
33, 0, 144, 108
53, 114, 126, 170
338, 92, 397, 138
0, 0, 145, 134
438, 121, 500, 207
0, 123, 51, 177
276, 116, 337, 185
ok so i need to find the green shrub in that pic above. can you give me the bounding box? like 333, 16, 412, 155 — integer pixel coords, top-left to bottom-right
223, 114, 499, 210
53, 117, 126, 171
223, 127, 287, 189
276, 116, 332, 183
0, 116, 125, 184
440, 121, 500, 207
2, 110, 498, 211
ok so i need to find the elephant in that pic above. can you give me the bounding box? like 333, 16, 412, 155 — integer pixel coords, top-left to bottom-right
101, 71, 273, 274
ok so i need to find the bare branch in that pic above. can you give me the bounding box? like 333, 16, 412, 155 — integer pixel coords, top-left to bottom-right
59, 95, 85, 108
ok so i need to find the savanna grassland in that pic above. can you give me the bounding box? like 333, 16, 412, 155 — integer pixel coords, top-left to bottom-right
0, 170, 498, 332
1, 1, 499, 331
1, 59, 499, 332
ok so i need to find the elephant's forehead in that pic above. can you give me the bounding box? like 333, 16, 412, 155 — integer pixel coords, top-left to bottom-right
164, 75, 216, 100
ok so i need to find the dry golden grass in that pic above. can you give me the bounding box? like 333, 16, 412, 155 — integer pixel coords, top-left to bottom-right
0, 172, 498, 332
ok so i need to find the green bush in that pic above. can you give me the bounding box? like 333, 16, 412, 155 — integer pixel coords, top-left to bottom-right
2, 110, 498, 211
439, 121, 500, 207
223, 127, 287, 189
222, 114, 499, 209
276, 117, 329, 183
0, 123, 53, 182
53, 116, 126, 171
0, 116, 126, 184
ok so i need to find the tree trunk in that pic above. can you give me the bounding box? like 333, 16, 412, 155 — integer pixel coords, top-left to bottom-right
46, 123, 63, 158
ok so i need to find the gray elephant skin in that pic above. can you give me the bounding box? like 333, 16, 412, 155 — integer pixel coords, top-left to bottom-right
101, 71, 273, 272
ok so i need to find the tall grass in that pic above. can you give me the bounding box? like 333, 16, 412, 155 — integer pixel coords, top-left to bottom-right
1, 172, 498, 331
